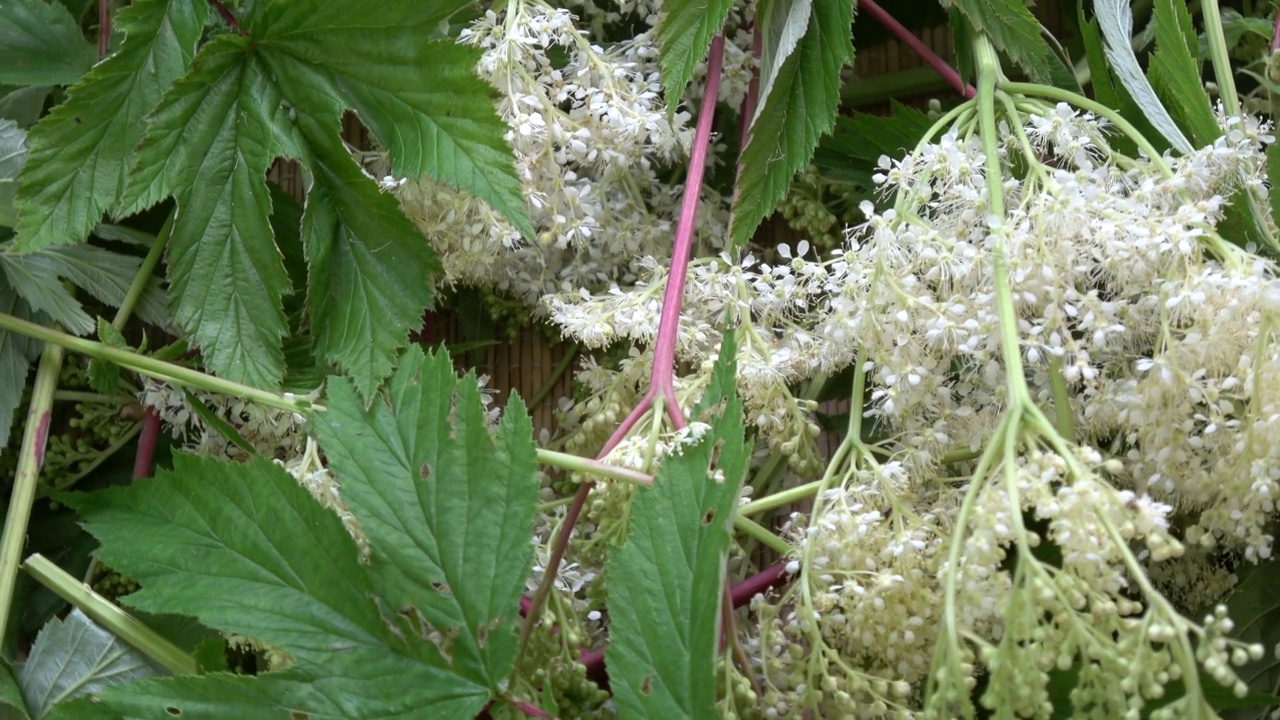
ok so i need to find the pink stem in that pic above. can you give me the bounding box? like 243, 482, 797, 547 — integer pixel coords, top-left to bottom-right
131, 409, 160, 479
509, 699, 553, 718
648, 34, 727, 431
861, 0, 975, 99
98, 0, 111, 58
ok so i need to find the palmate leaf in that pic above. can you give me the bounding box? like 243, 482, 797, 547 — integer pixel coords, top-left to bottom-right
656, 0, 736, 105
12, 0, 208, 251
59, 347, 539, 718
730, 0, 854, 248
0, 0, 96, 87
117, 0, 529, 394
18, 609, 162, 718
311, 346, 539, 688
606, 331, 748, 718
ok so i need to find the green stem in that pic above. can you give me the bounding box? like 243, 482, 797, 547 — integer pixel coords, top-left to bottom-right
111, 214, 171, 330
22, 554, 197, 676
738, 480, 823, 516
0, 343, 64, 645
732, 515, 791, 555
975, 39, 1032, 409
1199, 0, 1240, 117
0, 311, 315, 414
535, 448, 652, 486
1001, 82, 1174, 178
1046, 355, 1075, 442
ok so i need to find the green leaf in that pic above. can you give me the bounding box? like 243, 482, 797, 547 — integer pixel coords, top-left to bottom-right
946, 0, 1055, 83
18, 609, 162, 717
1269, 143, 1280, 232
61, 346, 541, 718
731, 0, 854, 248
0, 0, 96, 87
87, 317, 126, 393
1093, 0, 1193, 154
0, 242, 167, 337
756, 0, 813, 120
0, 119, 26, 227
121, 35, 292, 389
656, 0, 735, 105
0, 85, 51, 128
296, 123, 441, 400
113, 0, 525, 393
62, 453, 496, 718
606, 330, 748, 719
1149, 0, 1219, 147
0, 662, 29, 719
824, 101, 934, 164
1076, 5, 1122, 112
12, 0, 208, 251
257, 26, 533, 240
311, 346, 540, 690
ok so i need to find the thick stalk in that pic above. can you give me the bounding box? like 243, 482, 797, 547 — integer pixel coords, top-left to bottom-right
23, 554, 196, 675
0, 343, 63, 644
1200, 0, 1240, 116
0, 311, 314, 414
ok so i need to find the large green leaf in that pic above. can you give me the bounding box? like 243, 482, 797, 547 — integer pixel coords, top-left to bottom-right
118, 35, 291, 389
0, 0, 96, 87
311, 346, 539, 689
115, 0, 527, 393
656, 0, 735, 105
60, 346, 540, 717
731, 0, 854, 247
947, 0, 1055, 84
606, 331, 748, 718
297, 125, 442, 399
18, 609, 162, 718
1148, 0, 1219, 147
12, 0, 208, 250
0, 119, 26, 226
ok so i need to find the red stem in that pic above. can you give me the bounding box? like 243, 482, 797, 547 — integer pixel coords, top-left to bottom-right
861, 0, 975, 99
518, 36, 727, 656
509, 699, 552, 718
206, 0, 241, 31
131, 409, 160, 479
97, 0, 111, 59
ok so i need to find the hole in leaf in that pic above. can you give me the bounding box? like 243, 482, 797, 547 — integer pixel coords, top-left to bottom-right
431, 580, 450, 595
702, 509, 715, 525
640, 675, 654, 695
74, 116, 82, 124
165, 707, 182, 716
420, 463, 432, 481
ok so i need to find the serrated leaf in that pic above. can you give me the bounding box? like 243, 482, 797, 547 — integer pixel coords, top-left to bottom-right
120, 35, 291, 389
731, 0, 853, 248
823, 101, 934, 164
0, 0, 96, 87
61, 347, 540, 718
243, 0, 472, 35
258, 28, 533, 240
756, 0, 812, 122
1077, 6, 1121, 111
12, 0, 208, 251
947, 0, 1055, 84
311, 346, 539, 690
1094, 0, 1194, 154
0, 241, 167, 337
0, 119, 26, 227
62, 453, 495, 718
297, 123, 441, 400
656, 0, 735, 105
1149, 0, 1219, 147
0, 662, 29, 719
18, 609, 162, 718
606, 331, 748, 719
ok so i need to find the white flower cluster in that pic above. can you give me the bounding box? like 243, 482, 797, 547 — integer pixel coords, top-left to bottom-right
384, 0, 754, 303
